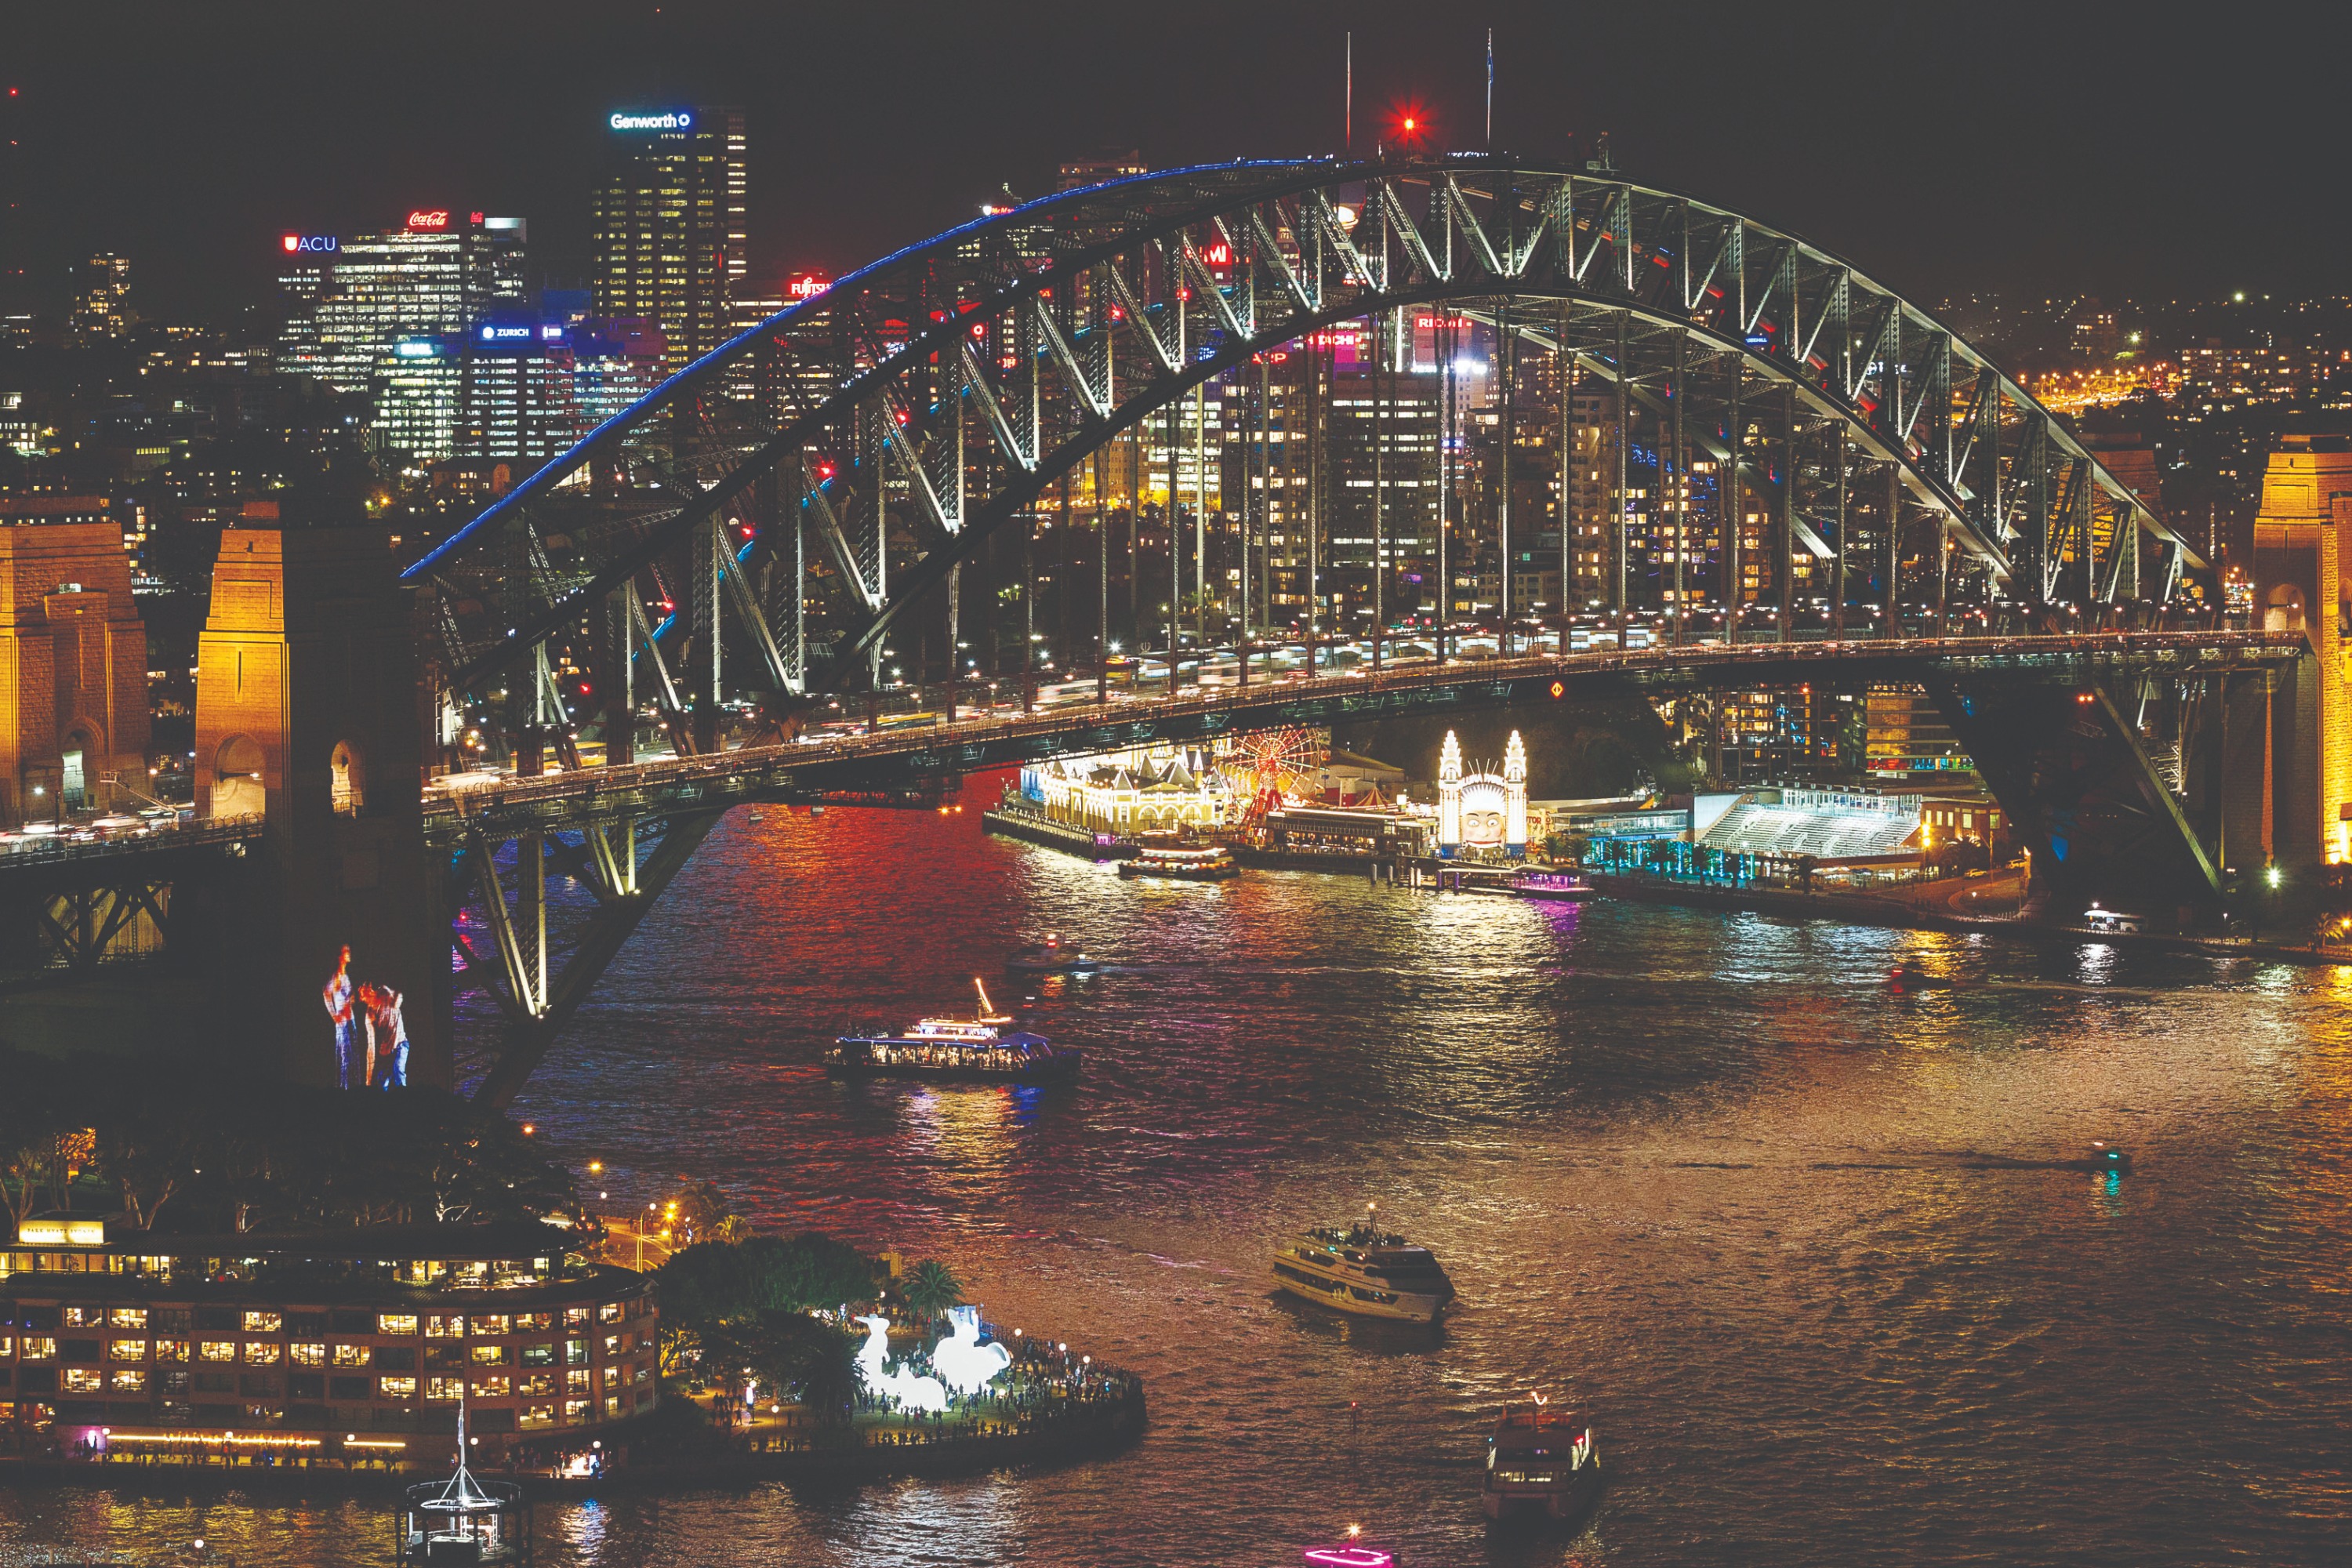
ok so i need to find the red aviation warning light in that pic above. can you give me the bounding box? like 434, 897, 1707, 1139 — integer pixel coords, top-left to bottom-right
1388, 100, 1432, 149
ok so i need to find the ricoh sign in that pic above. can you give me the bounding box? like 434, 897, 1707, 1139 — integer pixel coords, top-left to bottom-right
609, 109, 694, 132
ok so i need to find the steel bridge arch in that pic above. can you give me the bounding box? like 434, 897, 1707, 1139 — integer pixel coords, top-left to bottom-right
406, 154, 2199, 728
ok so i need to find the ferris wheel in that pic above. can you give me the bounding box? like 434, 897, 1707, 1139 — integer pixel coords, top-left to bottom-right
1218, 727, 1324, 827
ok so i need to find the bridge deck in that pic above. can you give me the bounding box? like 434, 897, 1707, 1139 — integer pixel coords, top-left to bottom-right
421, 630, 2300, 843
0, 630, 2292, 866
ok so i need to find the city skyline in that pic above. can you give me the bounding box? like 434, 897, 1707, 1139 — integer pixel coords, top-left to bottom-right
11, 1, 2352, 328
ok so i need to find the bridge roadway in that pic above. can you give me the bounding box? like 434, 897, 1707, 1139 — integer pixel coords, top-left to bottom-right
422, 629, 2301, 847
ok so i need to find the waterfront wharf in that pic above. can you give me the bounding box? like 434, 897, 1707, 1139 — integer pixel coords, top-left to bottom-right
0, 1375, 1145, 1500
1592, 871, 2352, 966
979, 804, 1134, 862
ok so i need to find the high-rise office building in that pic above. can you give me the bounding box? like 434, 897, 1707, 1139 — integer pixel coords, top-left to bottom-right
362, 316, 668, 471
592, 106, 746, 375
376, 337, 464, 466
1058, 149, 1147, 193
276, 212, 528, 397
457, 320, 579, 466
68, 254, 133, 343
1327, 361, 1440, 572
570, 318, 669, 431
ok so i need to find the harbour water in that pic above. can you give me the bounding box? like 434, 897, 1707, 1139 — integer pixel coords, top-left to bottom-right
6, 790, 2351, 1565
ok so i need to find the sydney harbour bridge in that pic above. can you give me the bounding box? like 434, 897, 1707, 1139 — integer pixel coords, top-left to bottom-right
0, 155, 2309, 1103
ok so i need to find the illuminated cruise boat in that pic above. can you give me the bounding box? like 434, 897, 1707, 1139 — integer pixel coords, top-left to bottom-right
1270, 1209, 1454, 1323
1482, 1401, 1602, 1523
826, 979, 1080, 1083
1116, 840, 1239, 881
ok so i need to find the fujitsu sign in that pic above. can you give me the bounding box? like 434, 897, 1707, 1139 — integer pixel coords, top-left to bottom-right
609, 109, 694, 132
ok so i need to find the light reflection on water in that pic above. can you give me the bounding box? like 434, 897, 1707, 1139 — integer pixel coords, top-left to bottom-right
5, 794, 2351, 1566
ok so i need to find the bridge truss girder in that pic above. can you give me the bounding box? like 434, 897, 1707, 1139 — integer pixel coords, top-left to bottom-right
451, 811, 720, 1109
405, 155, 2201, 741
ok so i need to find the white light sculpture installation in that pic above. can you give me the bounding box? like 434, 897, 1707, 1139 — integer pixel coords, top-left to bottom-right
854, 1315, 949, 1414
928, 1305, 1012, 1396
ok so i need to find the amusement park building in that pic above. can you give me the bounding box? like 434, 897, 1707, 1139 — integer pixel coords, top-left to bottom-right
1021, 741, 1235, 832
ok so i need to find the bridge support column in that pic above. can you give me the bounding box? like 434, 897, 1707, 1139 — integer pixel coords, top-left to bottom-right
2249, 436, 2352, 870
604, 587, 635, 767
1927, 676, 2221, 929
191, 528, 445, 1089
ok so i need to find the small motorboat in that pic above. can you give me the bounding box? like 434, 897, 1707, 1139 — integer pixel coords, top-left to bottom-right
1886, 963, 1951, 993
1007, 935, 1101, 975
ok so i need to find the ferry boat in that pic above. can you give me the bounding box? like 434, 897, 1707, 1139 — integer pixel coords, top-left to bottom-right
1116, 840, 1239, 881
1482, 1401, 1602, 1523
1007, 934, 1102, 975
827, 979, 1080, 1083
1270, 1208, 1454, 1323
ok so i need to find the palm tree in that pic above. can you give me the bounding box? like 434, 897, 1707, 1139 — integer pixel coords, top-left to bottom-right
900, 1258, 965, 1325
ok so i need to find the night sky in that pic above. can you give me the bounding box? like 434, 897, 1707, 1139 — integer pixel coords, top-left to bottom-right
13, 1, 2351, 328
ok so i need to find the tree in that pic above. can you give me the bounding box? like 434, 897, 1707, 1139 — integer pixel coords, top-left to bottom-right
788, 1316, 861, 1425
1926, 838, 1991, 877
656, 1240, 757, 1330
901, 1258, 965, 1323
655, 1233, 879, 1393
742, 1232, 878, 1315
701, 1309, 861, 1425
0, 1051, 67, 1229
89, 1082, 203, 1231
2311, 864, 2352, 948
676, 1180, 745, 1246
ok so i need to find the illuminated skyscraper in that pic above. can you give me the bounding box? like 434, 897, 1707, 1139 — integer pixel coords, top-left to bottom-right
1058, 149, 1146, 192
592, 106, 746, 374
457, 319, 579, 466
275, 212, 528, 396
376, 336, 463, 465
68, 253, 132, 343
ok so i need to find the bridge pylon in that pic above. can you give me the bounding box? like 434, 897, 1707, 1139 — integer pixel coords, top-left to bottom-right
192, 528, 447, 1090
2250, 435, 2352, 872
